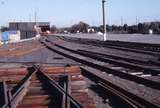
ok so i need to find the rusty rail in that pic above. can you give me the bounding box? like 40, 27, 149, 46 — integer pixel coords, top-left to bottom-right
2, 67, 37, 108
0, 81, 8, 107
48, 42, 160, 90
37, 66, 84, 108
1, 65, 84, 108
81, 67, 160, 108
77, 49, 160, 66
59, 36, 160, 56
77, 49, 160, 75
40, 37, 160, 107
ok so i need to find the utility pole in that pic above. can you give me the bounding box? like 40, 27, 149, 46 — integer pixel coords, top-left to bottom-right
136, 16, 138, 25
121, 16, 123, 26
34, 11, 40, 36
29, 14, 31, 22
121, 16, 124, 32
34, 11, 37, 25
102, 0, 107, 41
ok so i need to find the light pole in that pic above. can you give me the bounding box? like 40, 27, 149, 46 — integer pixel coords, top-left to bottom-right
102, 0, 107, 41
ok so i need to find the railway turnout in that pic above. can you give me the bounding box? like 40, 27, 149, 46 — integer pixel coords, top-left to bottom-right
0, 36, 160, 108
0, 65, 94, 108
40, 36, 160, 108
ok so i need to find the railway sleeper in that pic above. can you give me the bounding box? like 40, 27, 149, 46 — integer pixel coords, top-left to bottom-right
41, 40, 160, 90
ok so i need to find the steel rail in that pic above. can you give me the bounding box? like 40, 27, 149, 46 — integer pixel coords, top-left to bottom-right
55, 43, 160, 75
61, 36, 160, 52
102, 40, 160, 52
57, 35, 160, 51
2, 67, 37, 108
77, 49, 160, 75
53, 43, 160, 89
0, 81, 8, 107
36, 66, 84, 108
41, 39, 160, 90
59, 36, 160, 56
77, 49, 160, 67
80, 67, 160, 108
103, 45, 160, 56
0, 61, 82, 66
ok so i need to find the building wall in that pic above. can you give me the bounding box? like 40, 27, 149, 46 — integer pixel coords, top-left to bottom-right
20, 31, 36, 39
9, 22, 50, 31
9, 22, 50, 39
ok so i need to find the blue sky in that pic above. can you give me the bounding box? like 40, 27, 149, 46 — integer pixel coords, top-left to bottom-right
0, 0, 160, 27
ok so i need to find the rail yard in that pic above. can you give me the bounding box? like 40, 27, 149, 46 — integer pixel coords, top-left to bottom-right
0, 35, 160, 108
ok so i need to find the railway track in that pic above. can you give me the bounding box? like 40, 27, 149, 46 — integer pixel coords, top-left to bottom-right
0, 67, 28, 93
0, 61, 82, 66
1, 36, 159, 108
0, 67, 37, 108
102, 40, 160, 52
57, 35, 160, 52
55, 44, 160, 76
0, 66, 86, 108
41, 37, 160, 108
59, 36, 160, 57
76, 49, 160, 75
81, 66, 160, 108
42, 38, 160, 88
77, 49, 160, 67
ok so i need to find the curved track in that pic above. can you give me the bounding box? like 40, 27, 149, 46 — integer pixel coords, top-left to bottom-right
40, 37, 160, 108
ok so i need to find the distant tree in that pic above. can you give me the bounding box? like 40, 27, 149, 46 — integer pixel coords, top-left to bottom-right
60, 21, 160, 34
149, 22, 160, 34
78, 21, 90, 33
128, 25, 138, 34
98, 25, 103, 33
70, 22, 90, 33
0, 26, 9, 32
50, 25, 57, 33
138, 23, 143, 33
123, 24, 128, 31
111, 25, 118, 31
70, 24, 78, 33
117, 26, 123, 31
142, 23, 150, 34
91, 26, 99, 33
106, 24, 112, 32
